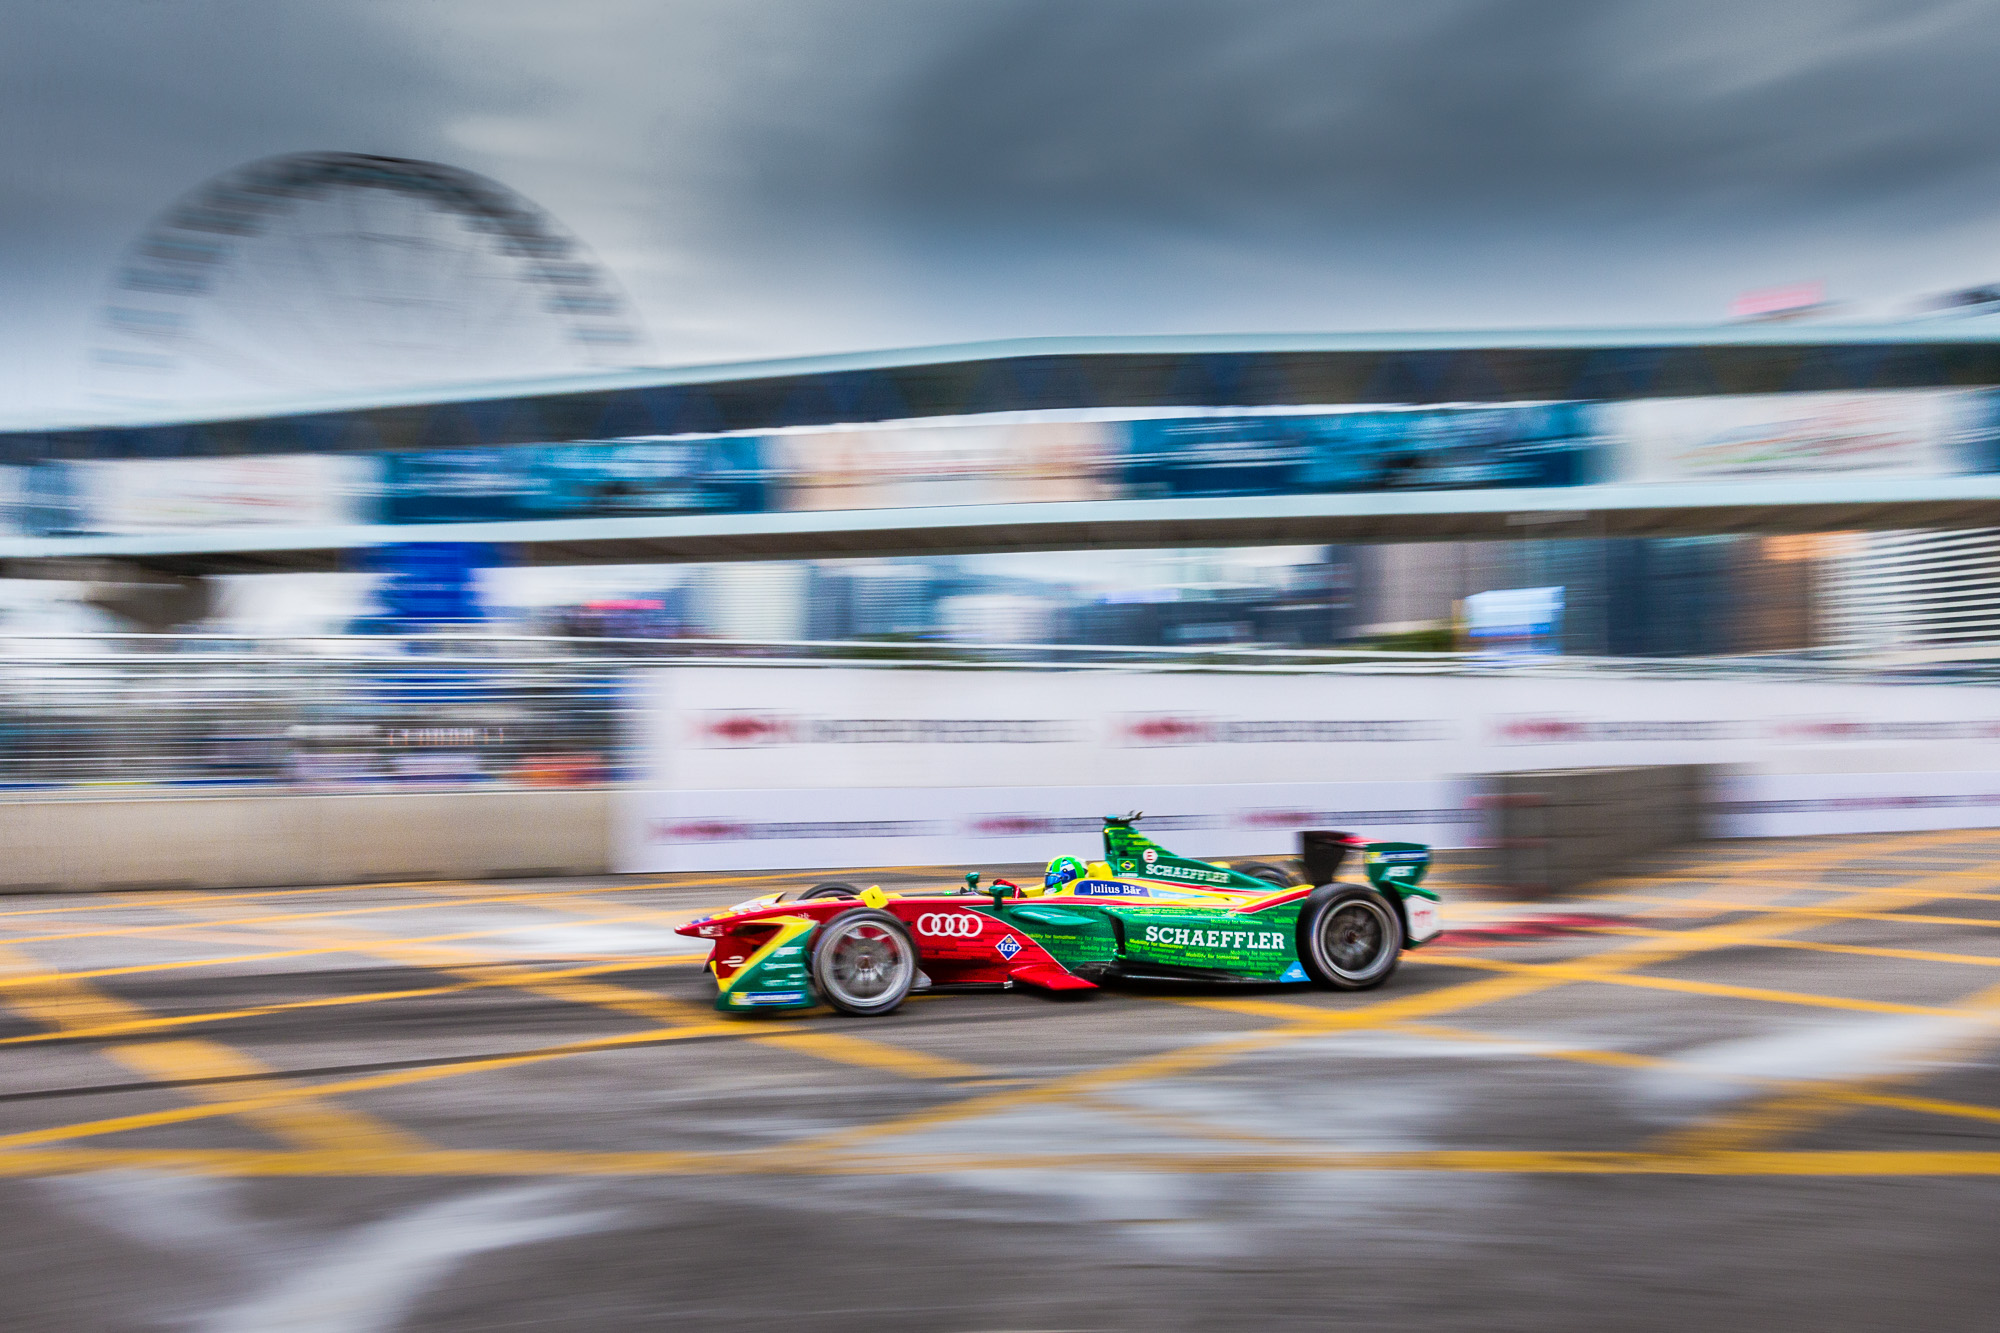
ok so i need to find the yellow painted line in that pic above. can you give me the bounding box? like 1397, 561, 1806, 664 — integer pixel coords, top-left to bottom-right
7, 1146, 2000, 1178
0, 885, 711, 947
1387, 1021, 2000, 1130
1415, 953, 1980, 1018
1584, 925, 2000, 971
0, 1019, 746, 1152
1640, 878, 2000, 903
160, 901, 986, 1084
7, 842, 1985, 1170
749, 1031, 983, 1081
0, 879, 443, 921
1585, 830, 1999, 904
376, 880, 987, 1080
0, 868, 809, 924
0, 868, 815, 945
0, 943, 429, 1155
1647, 975, 2000, 1156
787, 969, 1570, 1159
1613, 896, 2000, 931
0, 957, 711, 1048
0, 921, 712, 988
1069, 1091, 1317, 1148
1836, 1090, 2000, 1126
865, 853, 2000, 1161
1595, 829, 1985, 881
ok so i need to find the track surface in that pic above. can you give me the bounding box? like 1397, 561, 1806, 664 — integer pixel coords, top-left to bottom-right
3, 835, 2000, 1330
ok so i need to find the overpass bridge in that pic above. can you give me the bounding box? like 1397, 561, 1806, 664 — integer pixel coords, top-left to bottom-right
5, 324, 2000, 573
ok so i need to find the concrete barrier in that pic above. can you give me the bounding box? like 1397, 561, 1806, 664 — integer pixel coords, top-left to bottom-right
0, 790, 610, 892
1480, 764, 1718, 895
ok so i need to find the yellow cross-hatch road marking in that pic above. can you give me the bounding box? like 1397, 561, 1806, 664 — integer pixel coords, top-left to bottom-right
1580, 927, 2000, 971
0, 943, 430, 1156
0, 1019, 749, 1153
1647, 973, 2000, 1157
155, 896, 986, 1084
791, 843, 2000, 1166
4, 832, 1999, 1180
1612, 897, 2000, 931
0, 956, 708, 1048
1413, 953, 1997, 1018
1386, 1020, 2000, 1132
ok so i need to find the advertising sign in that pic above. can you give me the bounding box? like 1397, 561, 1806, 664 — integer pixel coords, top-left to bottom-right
365, 541, 494, 627
69, 453, 380, 533
772, 421, 1117, 510
618, 665, 2000, 870
623, 781, 1470, 872
1123, 404, 1600, 499
0, 466, 23, 537
1604, 391, 1986, 482
380, 435, 770, 524
1465, 586, 1564, 654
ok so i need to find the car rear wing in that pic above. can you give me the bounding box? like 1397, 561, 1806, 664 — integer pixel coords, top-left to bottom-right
1301, 830, 1431, 891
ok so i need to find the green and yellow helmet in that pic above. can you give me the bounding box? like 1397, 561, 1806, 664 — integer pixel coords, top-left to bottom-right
1044, 855, 1087, 891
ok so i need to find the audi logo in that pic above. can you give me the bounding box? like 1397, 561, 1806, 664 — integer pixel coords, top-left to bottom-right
916, 913, 984, 938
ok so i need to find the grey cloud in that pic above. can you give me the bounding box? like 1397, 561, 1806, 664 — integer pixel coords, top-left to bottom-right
0, 1, 505, 411
10, 0, 2000, 413
852, 0, 2000, 238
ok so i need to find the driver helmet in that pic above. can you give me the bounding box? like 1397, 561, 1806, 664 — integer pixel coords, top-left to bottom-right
1044, 855, 1087, 892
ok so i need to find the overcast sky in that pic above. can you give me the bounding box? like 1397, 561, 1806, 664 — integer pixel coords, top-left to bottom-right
10, 0, 2000, 418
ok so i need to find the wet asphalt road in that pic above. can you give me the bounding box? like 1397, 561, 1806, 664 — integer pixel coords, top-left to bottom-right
0, 835, 1998, 1331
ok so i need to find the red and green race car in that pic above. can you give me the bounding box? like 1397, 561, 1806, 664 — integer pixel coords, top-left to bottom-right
675, 816, 1443, 1017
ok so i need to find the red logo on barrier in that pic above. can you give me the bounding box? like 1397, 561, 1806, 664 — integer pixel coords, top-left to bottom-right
697, 713, 798, 745
651, 820, 747, 842
971, 815, 1053, 836
1119, 715, 1214, 744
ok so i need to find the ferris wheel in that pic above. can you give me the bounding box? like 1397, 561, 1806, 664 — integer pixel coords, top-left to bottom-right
91, 152, 654, 408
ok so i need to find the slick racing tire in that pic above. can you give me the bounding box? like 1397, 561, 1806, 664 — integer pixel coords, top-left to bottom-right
1297, 885, 1403, 990
1236, 860, 1303, 888
809, 908, 917, 1016
797, 882, 860, 900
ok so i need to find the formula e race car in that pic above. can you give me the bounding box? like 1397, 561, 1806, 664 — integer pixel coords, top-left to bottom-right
675, 817, 1443, 1017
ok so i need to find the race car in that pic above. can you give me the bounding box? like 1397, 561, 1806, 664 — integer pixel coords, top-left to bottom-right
675, 819, 1443, 1017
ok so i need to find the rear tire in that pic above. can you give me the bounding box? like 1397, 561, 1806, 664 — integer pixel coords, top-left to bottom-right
1297, 885, 1402, 990
809, 908, 917, 1016
1237, 860, 1301, 888
797, 882, 859, 900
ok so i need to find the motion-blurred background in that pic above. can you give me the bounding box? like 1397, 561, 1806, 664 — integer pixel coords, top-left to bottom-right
18, 9, 2000, 1332
8, 2, 2000, 830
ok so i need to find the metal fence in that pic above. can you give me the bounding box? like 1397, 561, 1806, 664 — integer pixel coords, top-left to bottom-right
1, 633, 1996, 793
0, 638, 625, 792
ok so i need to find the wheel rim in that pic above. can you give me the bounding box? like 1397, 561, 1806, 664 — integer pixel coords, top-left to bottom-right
822, 922, 912, 1007
1317, 900, 1394, 979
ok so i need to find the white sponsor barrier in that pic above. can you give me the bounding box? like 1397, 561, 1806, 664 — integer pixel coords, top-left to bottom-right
619, 781, 1470, 873
615, 665, 2000, 873
1720, 770, 2000, 838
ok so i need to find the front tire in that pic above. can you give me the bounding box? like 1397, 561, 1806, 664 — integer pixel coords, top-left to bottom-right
809, 909, 917, 1016
1297, 885, 1403, 990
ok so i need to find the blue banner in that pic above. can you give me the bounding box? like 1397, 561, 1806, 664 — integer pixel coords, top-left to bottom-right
380, 436, 771, 524
1123, 405, 1601, 499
